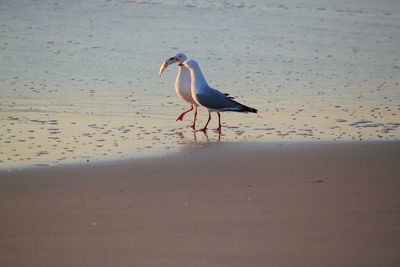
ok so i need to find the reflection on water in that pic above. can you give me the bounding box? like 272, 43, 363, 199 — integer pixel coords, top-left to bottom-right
0, 0, 399, 169
0, 102, 399, 169
176, 130, 222, 147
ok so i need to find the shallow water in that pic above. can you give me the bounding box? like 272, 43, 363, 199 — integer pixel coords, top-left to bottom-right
1, 0, 399, 169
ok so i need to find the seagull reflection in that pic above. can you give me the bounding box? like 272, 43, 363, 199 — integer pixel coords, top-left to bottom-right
200, 130, 221, 143
174, 129, 221, 148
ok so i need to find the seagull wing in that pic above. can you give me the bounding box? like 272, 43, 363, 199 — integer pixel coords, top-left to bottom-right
196, 86, 257, 113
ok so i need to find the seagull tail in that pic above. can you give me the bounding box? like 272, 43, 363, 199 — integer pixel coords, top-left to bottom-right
239, 104, 258, 113
230, 100, 257, 113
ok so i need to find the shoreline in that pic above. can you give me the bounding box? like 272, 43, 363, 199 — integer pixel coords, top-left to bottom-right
1, 139, 399, 172
1, 141, 400, 266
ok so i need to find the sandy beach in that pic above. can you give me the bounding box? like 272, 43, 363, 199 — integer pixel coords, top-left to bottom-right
1, 142, 399, 267
1, 0, 399, 265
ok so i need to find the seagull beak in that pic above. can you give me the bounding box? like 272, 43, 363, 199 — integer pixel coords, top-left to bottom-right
158, 57, 178, 77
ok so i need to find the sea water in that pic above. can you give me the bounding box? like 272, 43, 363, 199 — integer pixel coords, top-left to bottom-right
1, 0, 399, 169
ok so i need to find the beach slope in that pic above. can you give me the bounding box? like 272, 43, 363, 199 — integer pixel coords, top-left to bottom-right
1, 142, 399, 267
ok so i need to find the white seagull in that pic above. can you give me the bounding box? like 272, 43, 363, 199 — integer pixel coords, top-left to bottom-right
183, 59, 257, 131
159, 53, 199, 129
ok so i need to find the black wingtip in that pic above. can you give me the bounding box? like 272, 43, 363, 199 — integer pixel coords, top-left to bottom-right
242, 106, 258, 113
229, 99, 258, 113
234, 103, 257, 113
227, 97, 257, 113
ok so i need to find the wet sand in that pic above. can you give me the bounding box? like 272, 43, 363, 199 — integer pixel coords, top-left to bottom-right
1, 142, 399, 267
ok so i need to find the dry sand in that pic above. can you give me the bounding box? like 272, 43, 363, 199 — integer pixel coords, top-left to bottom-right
1, 142, 399, 267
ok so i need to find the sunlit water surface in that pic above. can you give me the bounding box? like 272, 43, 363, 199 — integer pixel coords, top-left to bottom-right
1, 0, 399, 169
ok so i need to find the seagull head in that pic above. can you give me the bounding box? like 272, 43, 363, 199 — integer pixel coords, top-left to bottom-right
174, 53, 188, 64
158, 53, 188, 77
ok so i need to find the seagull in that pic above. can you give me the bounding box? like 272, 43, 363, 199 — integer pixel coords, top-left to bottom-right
159, 53, 199, 129
183, 59, 257, 131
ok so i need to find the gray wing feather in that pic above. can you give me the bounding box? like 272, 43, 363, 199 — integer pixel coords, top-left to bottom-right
196, 87, 241, 111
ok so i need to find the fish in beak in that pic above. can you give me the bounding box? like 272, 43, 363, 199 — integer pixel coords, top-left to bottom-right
158, 57, 178, 77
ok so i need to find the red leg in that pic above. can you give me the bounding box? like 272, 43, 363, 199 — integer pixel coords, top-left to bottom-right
176, 105, 193, 121
200, 112, 211, 132
191, 106, 197, 129
215, 112, 221, 131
